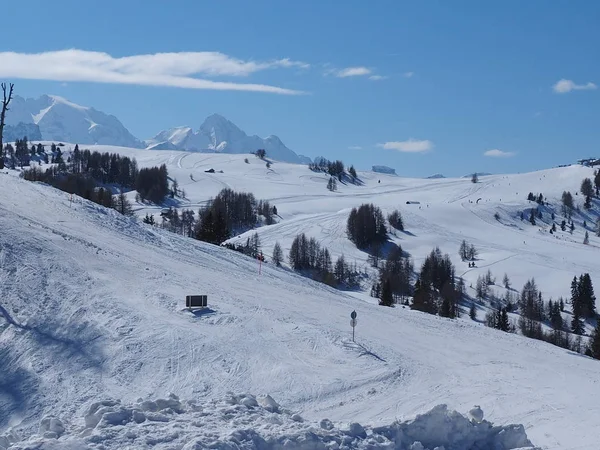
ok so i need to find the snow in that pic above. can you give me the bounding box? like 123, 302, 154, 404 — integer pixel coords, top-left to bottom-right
1, 149, 600, 449
5, 95, 143, 148
147, 113, 305, 163
4, 393, 538, 450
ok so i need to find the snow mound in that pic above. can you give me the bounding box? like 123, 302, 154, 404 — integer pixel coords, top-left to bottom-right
3, 394, 538, 450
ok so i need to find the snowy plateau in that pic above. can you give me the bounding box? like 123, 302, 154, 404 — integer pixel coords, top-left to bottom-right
1, 144, 600, 450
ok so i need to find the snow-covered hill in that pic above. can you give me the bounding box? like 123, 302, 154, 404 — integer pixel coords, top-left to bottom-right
146, 114, 310, 164
2, 146, 600, 449
6, 95, 143, 148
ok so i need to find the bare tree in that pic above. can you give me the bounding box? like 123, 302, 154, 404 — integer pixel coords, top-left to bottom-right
0, 83, 15, 167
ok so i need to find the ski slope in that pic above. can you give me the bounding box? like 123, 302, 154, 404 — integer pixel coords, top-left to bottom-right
91, 144, 600, 303
1, 147, 600, 449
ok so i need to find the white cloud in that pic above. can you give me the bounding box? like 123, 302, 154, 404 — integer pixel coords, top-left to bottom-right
335, 67, 372, 77
369, 75, 387, 81
484, 149, 515, 158
403, 71, 414, 78
0, 49, 308, 95
348, 145, 362, 150
377, 139, 433, 153
552, 79, 597, 94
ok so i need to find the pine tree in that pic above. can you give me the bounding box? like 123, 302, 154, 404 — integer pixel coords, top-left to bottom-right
114, 190, 134, 216
469, 302, 477, 320
143, 213, 155, 225
561, 191, 574, 218
327, 177, 337, 192
578, 273, 596, 318
272, 242, 283, 267
379, 278, 393, 307
584, 231, 590, 245
571, 310, 584, 335
349, 165, 357, 179
503, 273, 511, 289
589, 320, 600, 360
498, 307, 510, 332
459, 240, 467, 261
581, 178, 594, 209
529, 209, 536, 225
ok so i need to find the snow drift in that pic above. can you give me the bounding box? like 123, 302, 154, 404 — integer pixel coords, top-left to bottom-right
2, 393, 538, 450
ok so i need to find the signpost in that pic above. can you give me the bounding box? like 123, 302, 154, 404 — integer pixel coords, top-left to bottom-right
350, 310, 357, 342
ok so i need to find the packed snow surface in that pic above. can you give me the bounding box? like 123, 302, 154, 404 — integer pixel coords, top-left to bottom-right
1, 147, 600, 449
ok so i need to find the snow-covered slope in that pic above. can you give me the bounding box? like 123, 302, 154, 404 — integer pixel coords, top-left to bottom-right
146, 114, 308, 163
2, 148, 600, 449
6, 95, 143, 148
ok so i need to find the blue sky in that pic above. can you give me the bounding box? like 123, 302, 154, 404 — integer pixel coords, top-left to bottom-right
1, 0, 598, 176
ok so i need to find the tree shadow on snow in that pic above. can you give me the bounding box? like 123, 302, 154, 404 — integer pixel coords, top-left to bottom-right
0, 303, 106, 426
343, 340, 387, 363
0, 346, 38, 429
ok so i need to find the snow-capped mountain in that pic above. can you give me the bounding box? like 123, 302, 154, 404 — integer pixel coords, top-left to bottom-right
147, 114, 311, 164
6, 95, 143, 148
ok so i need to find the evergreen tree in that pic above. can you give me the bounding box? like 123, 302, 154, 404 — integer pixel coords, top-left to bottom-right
595, 170, 600, 197
272, 242, 283, 267
578, 273, 596, 318
469, 302, 477, 320
529, 208, 536, 225
349, 165, 357, 179
114, 190, 134, 216
459, 240, 468, 261
497, 307, 510, 332
581, 178, 594, 209
561, 191, 574, 218
379, 278, 393, 307
584, 231, 590, 245
411, 278, 435, 314
327, 176, 337, 192
387, 209, 404, 231
503, 273, 511, 289
571, 310, 584, 335
589, 320, 600, 360
143, 213, 155, 225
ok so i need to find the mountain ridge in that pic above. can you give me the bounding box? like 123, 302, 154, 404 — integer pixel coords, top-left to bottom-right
6, 95, 144, 148
147, 113, 310, 164
5, 93, 310, 164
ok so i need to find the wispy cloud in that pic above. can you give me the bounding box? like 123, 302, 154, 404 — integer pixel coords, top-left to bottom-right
552, 79, 597, 94
377, 139, 433, 153
335, 66, 372, 78
0, 49, 308, 94
403, 71, 414, 78
348, 145, 363, 150
484, 149, 515, 158
369, 75, 387, 81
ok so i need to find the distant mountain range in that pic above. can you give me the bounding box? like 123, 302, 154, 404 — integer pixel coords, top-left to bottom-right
6, 94, 310, 164
146, 115, 310, 164
6, 95, 144, 148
